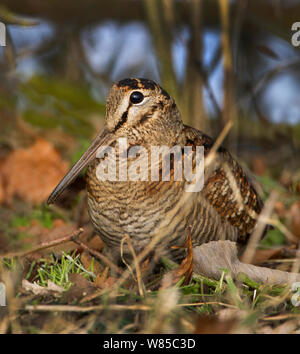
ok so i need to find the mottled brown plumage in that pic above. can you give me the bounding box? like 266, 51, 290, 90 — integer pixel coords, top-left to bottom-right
48, 78, 264, 260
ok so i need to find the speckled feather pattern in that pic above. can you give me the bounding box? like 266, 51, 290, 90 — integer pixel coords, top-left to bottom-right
85, 78, 264, 259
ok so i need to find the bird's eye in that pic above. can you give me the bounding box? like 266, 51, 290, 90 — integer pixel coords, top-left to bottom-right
130, 91, 144, 104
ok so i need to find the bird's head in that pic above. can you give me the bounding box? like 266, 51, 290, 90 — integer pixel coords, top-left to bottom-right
47, 78, 182, 204
105, 78, 181, 140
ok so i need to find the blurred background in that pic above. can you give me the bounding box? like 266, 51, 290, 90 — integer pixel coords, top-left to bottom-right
0, 0, 299, 232
1, 0, 300, 164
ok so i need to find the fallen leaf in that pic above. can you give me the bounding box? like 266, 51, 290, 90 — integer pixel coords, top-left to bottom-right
252, 156, 267, 176
22, 279, 48, 295
62, 273, 95, 303
46, 280, 65, 293
252, 248, 283, 265
22, 279, 65, 296
141, 258, 150, 273
81, 251, 103, 276
296, 181, 300, 195
87, 235, 105, 252
280, 170, 293, 188
170, 227, 193, 286
273, 320, 298, 334
0, 158, 5, 204
42, 223, 91, 255
290, 201, 300, 239
0, 138, 69, 204
274, 201, 286, 218
0, 232, 9, 254
98, 276, 117, 289
94, 266, 109, 287
259, 326, 273, 334
194, 315, 237, 334
28, 220, 78, 256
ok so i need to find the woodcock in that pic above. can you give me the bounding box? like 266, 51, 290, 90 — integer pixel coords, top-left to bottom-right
48, 78, 264, 260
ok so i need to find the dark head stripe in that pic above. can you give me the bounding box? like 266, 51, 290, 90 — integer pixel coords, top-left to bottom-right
139, 78, 156, 90
114, 110, 128, 131
117, 78, 139, 89
117, 78, 158, 91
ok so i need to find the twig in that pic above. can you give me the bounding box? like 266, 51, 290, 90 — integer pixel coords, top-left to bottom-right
0, 226, 122, 275
0, 228, 84, 259
25, 300, 238, 314
241, 191, 278, 264
120, 237, 136, 280
177, 301, 238, 309
205, 120, 233, 169
122, 234, 145, 297
25, 304, 152, 313
71, 234, 123, 275
252, 59, 300, 96
262, 314, 300, 321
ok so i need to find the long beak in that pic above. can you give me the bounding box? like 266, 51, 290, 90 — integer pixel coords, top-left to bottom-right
47, 126, 114, 204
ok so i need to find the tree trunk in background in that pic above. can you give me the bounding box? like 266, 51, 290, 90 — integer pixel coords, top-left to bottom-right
182, 0, 208, 131
144, 0, 180, 107
219, 0, 237, 152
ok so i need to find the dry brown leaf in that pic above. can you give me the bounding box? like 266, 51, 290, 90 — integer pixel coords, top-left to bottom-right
0, 138, 69, 204
171, 227, 193, 286
94, 266, 109, 288
252, 156, 267, 176
141, 258, 150, 273
98, 276, 117, 289
273, 320, 298, 334
0, 232, 9, 254
81, 251, 103, 276
274, 201, 286, 218
290, 201, 300, 239
46, 280, 65, 293
8, 218, 78, 258
252, 248, 283, 265
194, 315, 237, 334
39, 222, 80, 255
0, 158, 5, 204
296, 181, 300, 195
87, 235, 105, 252
258, 325, 273, 334
62, 273, 96, 303
22, 279, 49, 296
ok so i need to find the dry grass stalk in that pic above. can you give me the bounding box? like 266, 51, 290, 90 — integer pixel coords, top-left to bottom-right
121, 234, 145, 297
25, 303, 152, 313
241, 191, 278, 264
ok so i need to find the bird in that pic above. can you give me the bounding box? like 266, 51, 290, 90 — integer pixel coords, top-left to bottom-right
47, 78, 264, 261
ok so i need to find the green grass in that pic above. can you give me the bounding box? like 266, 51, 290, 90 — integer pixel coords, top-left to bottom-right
10, 206, 58, 230
2, 257, 17, 270
1, 250, 298, 333
34, 251, 96, 290
260, 227, 286, 247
